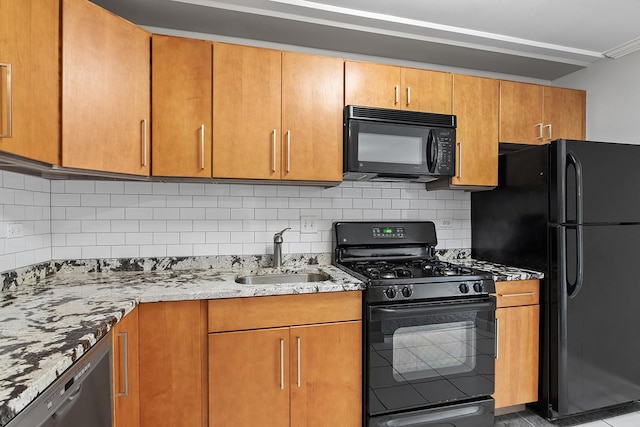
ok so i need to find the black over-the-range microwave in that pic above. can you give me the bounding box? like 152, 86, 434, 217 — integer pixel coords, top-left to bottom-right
343, 105, 456, 182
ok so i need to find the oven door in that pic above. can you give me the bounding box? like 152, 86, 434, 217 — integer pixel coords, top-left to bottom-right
367, 297, 495, 416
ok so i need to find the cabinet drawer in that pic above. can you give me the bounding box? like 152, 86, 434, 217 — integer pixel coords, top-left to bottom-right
494, 280, 539, 308
208, 291, 362, 332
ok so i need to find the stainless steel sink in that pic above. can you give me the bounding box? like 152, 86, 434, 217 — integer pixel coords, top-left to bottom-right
235, 272, 330, 285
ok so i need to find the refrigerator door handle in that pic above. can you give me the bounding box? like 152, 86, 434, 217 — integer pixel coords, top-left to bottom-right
566, 151, 584, 298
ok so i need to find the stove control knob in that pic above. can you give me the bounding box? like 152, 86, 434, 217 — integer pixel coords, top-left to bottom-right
401, 286, 413, 298
473, 282, 484, 293
385, 287, 397, 299
459, 283, 470, 294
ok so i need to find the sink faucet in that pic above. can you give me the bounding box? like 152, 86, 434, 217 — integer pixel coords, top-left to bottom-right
273, 227, 291, 267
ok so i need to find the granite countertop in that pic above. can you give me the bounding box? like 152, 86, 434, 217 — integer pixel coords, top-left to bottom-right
0, 254, 362, 426
0, 252, 543, 426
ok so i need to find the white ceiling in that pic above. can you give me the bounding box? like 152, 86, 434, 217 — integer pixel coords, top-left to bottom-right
90, 0, 640, 80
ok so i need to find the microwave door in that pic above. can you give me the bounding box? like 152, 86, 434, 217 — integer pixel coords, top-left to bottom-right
347, 120, 428, 175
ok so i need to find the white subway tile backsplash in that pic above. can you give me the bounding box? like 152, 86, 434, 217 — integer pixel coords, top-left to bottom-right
0, 170, 473, 272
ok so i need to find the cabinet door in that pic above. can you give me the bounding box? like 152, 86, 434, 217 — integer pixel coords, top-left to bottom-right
290, 321, 362, 427
152, 35, 212, 177
345, 61, 401, 109
213, 43, 281, 179
400, 68, 452, 114
113, 307, 140, 427
499, 81, 544, 145
451, 74, 499, 187
62, 0, 150, 175
0, 0, 59, 164
209, 328, 290, 427
282, 52, 343, 182
543, 86, 586, 141
139, 301, 208, 427
494, 305, 540, 408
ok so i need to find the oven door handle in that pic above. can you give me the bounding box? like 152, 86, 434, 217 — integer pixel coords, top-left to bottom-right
371, 299, 495, 321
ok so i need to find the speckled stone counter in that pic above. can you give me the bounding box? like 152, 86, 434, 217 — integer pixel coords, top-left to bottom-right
0, 254, 363, 427
0, 250, 543, 426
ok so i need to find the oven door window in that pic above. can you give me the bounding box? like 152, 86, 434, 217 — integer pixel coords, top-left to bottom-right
367, 299, 495, 415
393, 318, 476, 381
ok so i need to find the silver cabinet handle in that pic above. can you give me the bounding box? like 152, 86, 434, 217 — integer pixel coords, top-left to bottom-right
456, 141, 462, 178
117, 332, 129, 397
499, 292, 536, 298
296, 337, 301, 388
495, 318, 500, 359
279, 338, 285, 390
406, 86, 411, 106
200, 124, 205, 170
0, 63, 12, 138
394, 85, 399, 105
141, 119, 148, 167
544, 124, 553, 141
272, 129, 277, 172
536, 123, 543, 140
286, 130, 291, 173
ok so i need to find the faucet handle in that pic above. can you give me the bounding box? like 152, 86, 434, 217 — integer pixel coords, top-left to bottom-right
274, 227, 291, 242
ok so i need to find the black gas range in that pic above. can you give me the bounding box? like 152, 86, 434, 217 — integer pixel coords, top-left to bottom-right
333, 221, 496, 427
333, 221, 495, 302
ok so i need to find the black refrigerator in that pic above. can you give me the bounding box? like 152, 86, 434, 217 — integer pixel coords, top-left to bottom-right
472, 139, 640, 420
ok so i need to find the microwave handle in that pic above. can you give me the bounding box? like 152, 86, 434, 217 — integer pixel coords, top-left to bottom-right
426, 130, 438, 173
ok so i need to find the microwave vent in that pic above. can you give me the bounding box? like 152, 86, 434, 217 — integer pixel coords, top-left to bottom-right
346, 105, 456, 128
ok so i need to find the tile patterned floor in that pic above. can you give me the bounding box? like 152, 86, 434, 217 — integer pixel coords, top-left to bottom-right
495, 402, 640, 426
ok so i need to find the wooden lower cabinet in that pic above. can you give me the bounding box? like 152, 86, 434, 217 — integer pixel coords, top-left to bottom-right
138, 301, 208, 427
493, 280, 540, 409
208, 292, 362, 427
112, 307, 140, 427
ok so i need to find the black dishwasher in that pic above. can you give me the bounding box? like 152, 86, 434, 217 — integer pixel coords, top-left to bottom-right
7, 332, 112, 427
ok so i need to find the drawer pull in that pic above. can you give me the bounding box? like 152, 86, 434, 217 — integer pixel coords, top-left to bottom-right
499, 292, 536, 298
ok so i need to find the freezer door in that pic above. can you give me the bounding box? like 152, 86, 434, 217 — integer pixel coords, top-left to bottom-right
553, 139, 640, 224
556, 223, 640, 417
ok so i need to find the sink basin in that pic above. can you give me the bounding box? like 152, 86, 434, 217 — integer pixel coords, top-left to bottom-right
235, 272, 330, 285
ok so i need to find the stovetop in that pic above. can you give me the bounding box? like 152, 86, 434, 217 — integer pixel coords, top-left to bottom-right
332, 221, 495, 303
344, 259, 479, 280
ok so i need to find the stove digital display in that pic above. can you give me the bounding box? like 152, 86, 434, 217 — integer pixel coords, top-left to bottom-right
372, 226, 405, 238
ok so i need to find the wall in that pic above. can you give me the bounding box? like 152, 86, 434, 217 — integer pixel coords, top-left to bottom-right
0, 174, 471, 272
554, 49, 640, 143
0, 171, 51, 272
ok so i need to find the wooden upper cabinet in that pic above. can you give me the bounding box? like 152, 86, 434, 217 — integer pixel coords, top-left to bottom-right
400, 67, 452, 114
152, 35, 212, 177
500, 81, 545, 144
451, 74, 499, 187
500, 80, 586, 144
0, 0, 59, 164
62, 0, 150, 175
345, 61, 400, 109
113, 307, 140, 427
543, 86, 586, 141
213, 43, 281, 179
281, 52, 343, 182
345, 60, 453, 113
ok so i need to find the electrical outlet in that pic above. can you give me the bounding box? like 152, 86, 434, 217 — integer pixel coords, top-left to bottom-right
7, 223, 24, 238
300, 216, 317, 234
438, 219, 454, 229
